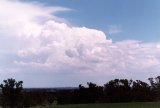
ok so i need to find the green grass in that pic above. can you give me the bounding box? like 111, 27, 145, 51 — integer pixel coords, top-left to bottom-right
32, 102, 160, 108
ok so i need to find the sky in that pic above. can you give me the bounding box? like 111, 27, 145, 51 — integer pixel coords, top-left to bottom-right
0, 0, 160, 87
24, 0, 160, 42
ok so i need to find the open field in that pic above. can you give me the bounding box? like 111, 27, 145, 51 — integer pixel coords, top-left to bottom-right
32, 102, 160, 108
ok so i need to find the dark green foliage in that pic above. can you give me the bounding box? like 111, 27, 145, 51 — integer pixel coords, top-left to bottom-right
23, 92, 56, 107
148, 76, 160, 101
132, 80, 152, 101
0, 78, 23, 108
1, 76, 160, 107
31, 102, 160, 108
104, 79, 133, 102
73, 82, 103, 104
28, 77, 160, 105
56, 90, 74, 104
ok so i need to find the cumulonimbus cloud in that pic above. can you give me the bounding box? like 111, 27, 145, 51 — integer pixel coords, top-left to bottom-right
0, 0, 160, 87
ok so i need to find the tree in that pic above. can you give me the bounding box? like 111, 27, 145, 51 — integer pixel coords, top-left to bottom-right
132, 80, 152, 101
149, 76, 160, 100
104, 79, 132, 102
87, 82, 103, 103
0, 78, 23, 108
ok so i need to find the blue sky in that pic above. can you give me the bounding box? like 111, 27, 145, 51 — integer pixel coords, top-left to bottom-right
25, 0, 160, 42
0, 0, 160, 87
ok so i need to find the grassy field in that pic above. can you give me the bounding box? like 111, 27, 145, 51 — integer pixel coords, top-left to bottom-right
32, 102, 160, 108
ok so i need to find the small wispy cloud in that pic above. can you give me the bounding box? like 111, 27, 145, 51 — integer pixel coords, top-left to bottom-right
107, 25, 122, 35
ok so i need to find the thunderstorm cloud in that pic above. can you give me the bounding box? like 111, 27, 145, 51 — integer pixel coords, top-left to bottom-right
0, 0, 160, 87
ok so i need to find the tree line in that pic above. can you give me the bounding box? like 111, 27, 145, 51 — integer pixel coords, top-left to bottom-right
1, 76, 160, 107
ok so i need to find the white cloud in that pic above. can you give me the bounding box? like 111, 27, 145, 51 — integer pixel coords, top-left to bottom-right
0, 0, 160, 87
0, 0, 70, 38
